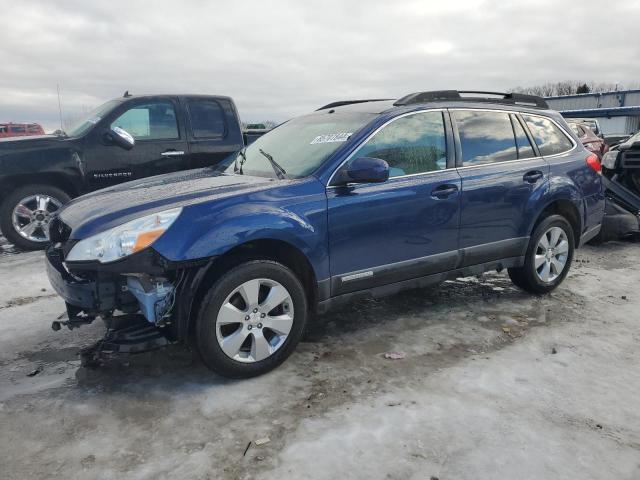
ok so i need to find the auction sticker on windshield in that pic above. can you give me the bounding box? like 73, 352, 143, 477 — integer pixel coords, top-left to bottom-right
310, 132, 352, 144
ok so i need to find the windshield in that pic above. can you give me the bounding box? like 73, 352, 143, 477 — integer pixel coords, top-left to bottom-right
65, 99, 122, 137
221, 112, 374, 178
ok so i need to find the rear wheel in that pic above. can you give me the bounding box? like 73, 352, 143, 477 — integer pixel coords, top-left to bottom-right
195, 260, 308, 378
508, 214, 575, 294
0, 185, 70, 250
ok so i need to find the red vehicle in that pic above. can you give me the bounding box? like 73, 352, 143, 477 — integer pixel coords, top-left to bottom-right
567, 120, 608, 158
0, 122, 45, 138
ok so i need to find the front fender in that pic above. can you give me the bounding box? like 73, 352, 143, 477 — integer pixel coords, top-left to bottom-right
152, 180, 329, 280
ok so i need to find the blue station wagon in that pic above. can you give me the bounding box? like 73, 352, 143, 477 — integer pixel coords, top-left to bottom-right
45, 90, 605, 377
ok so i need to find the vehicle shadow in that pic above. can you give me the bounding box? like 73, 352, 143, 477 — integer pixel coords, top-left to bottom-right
72, 272, 525, 392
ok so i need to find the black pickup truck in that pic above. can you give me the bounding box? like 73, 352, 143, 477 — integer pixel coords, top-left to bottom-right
0, 93, 256, 250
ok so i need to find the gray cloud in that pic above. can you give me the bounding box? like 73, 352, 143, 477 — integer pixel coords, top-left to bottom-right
1, 0, 639, 131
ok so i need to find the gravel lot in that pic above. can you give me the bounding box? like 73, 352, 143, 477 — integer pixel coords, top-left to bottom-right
0, 240, 639, 479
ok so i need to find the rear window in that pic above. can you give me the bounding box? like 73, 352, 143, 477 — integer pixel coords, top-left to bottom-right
188, 99, 226, 138
523, 115, 574, 156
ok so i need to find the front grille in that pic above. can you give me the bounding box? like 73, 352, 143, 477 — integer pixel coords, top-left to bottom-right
622, 151, 640, 169
49, 216, 72, 243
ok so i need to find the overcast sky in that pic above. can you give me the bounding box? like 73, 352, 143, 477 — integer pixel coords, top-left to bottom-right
2, 0, 639, 131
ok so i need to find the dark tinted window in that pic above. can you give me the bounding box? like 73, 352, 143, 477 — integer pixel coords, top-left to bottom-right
111, 101, 179, 140
511, 115, 535, 159
11, 125, 26, 133
523, 115, 574, 156
454, 111, 517, 166
188, 100, 226, 138
352, 111, 447, 177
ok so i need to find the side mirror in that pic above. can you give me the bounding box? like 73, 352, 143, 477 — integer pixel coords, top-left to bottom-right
333, 157, 389, 185
104, 127, 135, 150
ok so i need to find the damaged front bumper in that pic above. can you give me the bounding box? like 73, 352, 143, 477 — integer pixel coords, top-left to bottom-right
44, 245, 194, 338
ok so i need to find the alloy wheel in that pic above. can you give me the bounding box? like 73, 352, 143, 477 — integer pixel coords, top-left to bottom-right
534, 226, 569, 283
215, 278, 294, 363
11, 194, 62, 243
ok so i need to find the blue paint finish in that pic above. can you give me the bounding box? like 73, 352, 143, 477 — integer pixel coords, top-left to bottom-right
57, 99, 605, 307
152, 177, 331, 281
456, 157, 550, 247
326, 169, 461, 276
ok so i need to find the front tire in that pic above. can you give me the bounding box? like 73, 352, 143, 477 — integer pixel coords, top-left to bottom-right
0, 185, 70, 250
508, 214, 575, 294
195, 260, 308, 378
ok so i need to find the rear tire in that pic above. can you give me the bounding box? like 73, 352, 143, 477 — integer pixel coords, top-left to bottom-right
195, 260, 308, 378
508, 214, 575, 294
0, 184, 70, 251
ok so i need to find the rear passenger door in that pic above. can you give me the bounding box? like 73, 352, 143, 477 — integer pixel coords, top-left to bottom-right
452, 109, 549, 265
327, 110, 461, 295
183, 97, 244, 170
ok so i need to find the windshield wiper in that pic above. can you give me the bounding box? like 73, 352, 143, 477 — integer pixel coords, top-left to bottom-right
259, 148, 286, 180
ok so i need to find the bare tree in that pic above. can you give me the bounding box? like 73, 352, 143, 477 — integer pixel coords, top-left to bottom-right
510, 81, 632, 96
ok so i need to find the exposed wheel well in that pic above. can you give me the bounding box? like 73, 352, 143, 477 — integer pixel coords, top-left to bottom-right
185, 239, 318, 341
535, 200, 582, 245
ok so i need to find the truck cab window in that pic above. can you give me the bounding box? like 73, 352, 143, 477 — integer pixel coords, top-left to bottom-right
111, 101, 179, 140
188, 100, 226, 138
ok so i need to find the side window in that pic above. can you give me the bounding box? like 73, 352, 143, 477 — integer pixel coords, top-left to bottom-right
522, 115, 574, 156
351, 111, 447, 178
111, 101, 179, 140
511, 115, 535, 159
188, 100, 226, 138
11, 125, 26, 134
454, 111, 517, 166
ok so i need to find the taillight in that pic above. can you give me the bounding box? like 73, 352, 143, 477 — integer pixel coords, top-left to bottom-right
586, 153, 601, 174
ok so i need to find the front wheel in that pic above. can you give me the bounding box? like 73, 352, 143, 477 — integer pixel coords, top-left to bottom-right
0, 185, 70, 250
508, 215, 575, 294
195, 260, 308, 378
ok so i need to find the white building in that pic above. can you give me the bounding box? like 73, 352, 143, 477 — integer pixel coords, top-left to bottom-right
546, 90, 640, 136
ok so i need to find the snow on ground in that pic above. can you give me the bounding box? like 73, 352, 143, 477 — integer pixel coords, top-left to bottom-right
0, 241, 639, 479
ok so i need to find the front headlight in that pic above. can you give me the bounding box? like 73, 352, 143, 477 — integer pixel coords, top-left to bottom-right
66, 207, 182, 263
601, 151, 619, 170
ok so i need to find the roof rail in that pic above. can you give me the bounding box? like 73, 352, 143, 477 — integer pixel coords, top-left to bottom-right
394, 90, 549, 109
316, 99, 392, 111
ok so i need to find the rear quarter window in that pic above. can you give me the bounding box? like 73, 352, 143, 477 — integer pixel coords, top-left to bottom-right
523, 115, 574, 156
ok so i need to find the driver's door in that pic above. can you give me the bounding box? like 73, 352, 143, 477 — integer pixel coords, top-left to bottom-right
326, 110, 461, 296
82, 98, 188, 190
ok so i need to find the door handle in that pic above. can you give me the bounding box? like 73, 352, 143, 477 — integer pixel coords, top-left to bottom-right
161, 150, 185, 156
523, 170, 543, 183
430, 184, 459, 199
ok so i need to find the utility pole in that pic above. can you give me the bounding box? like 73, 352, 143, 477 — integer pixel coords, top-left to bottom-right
56, 83, 64, 131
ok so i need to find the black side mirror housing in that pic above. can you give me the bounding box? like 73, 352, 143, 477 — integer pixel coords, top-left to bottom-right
103, 127, 135, 150
332, 157, 389, 186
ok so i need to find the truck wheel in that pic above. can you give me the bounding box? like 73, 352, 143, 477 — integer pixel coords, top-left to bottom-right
195, 260, 308, 378
0, 185, 70, 251
508, 215, 575, 294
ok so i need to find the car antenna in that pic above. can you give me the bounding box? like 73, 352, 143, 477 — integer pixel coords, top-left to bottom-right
123, 90, 132, 98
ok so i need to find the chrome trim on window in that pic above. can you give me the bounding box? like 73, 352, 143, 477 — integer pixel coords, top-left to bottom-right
448, 107, 578, 168
326, 108, 447, 187
326, 106, 578, 187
